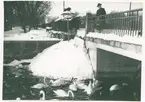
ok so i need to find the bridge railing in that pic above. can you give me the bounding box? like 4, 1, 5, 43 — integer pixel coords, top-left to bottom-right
86, 8, 143, 37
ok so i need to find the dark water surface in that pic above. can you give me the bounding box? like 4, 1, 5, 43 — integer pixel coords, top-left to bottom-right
3, 63, 141, 101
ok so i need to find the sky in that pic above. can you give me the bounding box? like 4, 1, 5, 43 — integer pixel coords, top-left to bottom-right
49, 1, 143, 17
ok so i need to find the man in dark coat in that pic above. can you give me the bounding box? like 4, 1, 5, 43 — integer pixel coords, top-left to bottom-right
95, 3, 106, 32
96, 3, 106, 16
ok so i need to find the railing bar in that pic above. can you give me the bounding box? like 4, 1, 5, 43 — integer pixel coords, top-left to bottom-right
130, 11, 132, 36
136, 11, 139, 36
125, 17, 127, 35
89, 8, 142, 18
135, 16, 138, 36
133, 12, 135, 36
86, 9, 142, 37
127, 14, 129, 36
89, 15, 141, 19
122, 15, 124, 36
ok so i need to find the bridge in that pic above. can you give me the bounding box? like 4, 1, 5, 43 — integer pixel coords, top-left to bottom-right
76, 8, 142, 80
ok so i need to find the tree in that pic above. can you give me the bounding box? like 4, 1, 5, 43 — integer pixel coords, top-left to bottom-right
4, 2, 14, 31
4, 1, 52, 33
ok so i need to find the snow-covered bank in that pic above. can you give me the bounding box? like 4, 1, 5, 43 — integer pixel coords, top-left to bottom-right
4, 27, 60, 41
29, 40, 93, 79
76, 28, 86, 38
4, 59, 32, 67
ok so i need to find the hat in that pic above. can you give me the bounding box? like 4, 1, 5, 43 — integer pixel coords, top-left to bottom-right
97, 3, 102, 7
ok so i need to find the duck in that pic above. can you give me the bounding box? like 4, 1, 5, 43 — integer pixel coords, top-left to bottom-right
53, 89, 74, 98
69, 81, 77, 91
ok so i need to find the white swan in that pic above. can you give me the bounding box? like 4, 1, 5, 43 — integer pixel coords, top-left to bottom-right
69, 81, 77, 91
84, 81, 93, 95
76, 80, 87, 90
49, 78, 70, 87
53, 89, 74, 98
31, 77, 52, 89
109, 83, 128, 92
39, 90, 60, 100
84, 80, 103, 95
39, 90, 45, 100
92, 79, 102, 89
31, 83, 48, 89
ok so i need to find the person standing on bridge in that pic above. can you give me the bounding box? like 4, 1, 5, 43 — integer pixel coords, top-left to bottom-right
95, 3, 106, 33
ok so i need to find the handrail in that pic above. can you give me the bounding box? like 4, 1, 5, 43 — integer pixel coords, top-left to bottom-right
89, 8, 143, 18
85, 8, 143, 37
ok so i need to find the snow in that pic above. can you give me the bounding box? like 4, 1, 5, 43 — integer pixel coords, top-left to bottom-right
29, 39, 94, 80
75, 29, 143, 45
4, 27, 61, 41
86, 32, 143, 45
4, 59, 32, 67
50, 30, 67, 35
76, 29, 86, 38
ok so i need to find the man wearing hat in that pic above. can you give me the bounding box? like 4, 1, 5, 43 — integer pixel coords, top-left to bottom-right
96, 3, 106, 16
95, 3, 106, 32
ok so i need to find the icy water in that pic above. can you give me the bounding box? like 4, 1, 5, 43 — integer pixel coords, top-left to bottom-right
3, 64, 90, 100
3, 62, 141, 101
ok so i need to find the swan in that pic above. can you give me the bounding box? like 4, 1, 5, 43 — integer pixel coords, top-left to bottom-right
53, 89, 74, 98
109, 83, 129, 100
31, 77, 53, 89
84, 80, 102, 95
49, 78, 70, 87
110, 84, 121, 92
76, 81, 87, 90
69, 81, 77, 91
31, 83, 48, 89
92, 79, 102, 89
84, 80, 93, 95
39, 90, 60, 100
109, 83, 128, 92
39, 90, 45, 100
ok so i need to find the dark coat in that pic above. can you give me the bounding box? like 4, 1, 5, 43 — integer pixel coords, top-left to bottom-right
95, 8, 106, 30
96, 8, 106, 16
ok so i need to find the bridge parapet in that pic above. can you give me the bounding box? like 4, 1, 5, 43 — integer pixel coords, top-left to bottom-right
84, 8, 142, 61
86, 8, 142, 37
85, 33, 142, 61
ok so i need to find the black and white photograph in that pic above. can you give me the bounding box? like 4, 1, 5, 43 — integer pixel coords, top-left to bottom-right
3, 1, 143, 101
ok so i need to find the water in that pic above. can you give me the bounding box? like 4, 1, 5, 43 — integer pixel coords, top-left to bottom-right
3, 63, 140, 100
